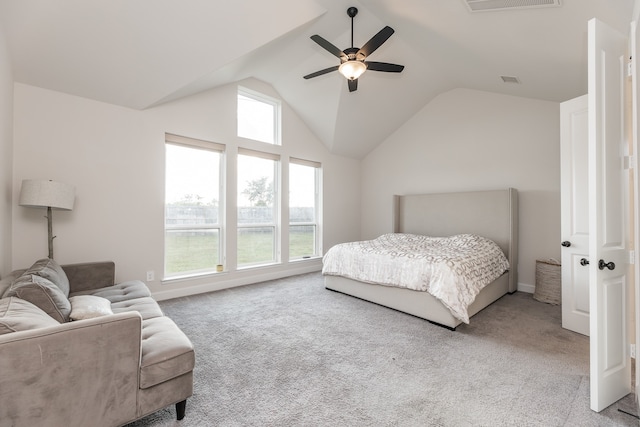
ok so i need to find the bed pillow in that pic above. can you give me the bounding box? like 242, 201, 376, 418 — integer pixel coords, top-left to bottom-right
4, 274, 71, 323
23, 258, 70, 297
69, 295, 113, 320
0, 297, 60, 335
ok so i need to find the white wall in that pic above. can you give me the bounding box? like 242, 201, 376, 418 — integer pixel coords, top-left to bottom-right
12, 78, 360, 298
360, 88, 560, 291
0, 25, 13, 278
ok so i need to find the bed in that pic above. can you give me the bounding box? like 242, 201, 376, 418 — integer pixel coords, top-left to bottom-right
323, 188, 518, 330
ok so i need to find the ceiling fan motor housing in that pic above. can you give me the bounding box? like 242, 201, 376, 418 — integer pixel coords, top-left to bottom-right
343, 47, 360, 61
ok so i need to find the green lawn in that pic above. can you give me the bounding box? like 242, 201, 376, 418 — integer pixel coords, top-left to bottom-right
165, 232, 219, 275
289, 226, 315, 259
165, 228, 315, 274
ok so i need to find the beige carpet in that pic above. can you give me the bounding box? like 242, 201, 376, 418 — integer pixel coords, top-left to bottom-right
126, 272, 638, 426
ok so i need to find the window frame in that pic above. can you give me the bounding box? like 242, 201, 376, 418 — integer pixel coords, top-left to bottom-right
164, 133, 225, 279
288, 157, 322, 260
236, 148, 281, 269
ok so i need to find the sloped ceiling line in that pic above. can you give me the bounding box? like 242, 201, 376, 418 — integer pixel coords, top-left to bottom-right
0, 0, 635, 158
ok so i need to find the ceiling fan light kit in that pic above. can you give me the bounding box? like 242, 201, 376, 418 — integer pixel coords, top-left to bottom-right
304, 6, 404, 92
339, 60, 366, 80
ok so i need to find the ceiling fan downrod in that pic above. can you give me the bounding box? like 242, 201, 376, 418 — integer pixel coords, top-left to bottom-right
347, 7, 358, 48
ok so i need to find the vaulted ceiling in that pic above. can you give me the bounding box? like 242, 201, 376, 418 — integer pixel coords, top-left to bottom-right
0, 0, 634, 158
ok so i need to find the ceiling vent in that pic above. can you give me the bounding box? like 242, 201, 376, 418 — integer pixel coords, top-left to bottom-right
464, 0, 561, 12
501, 75, 521, 84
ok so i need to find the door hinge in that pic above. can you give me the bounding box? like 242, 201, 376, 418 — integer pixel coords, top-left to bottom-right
631, 344, 636, 359
630, 250, 636, 265
624, 155, 636, 170
628, 56, 633, 78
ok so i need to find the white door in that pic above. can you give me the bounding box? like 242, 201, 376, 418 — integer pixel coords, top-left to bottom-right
588, 18, 631, 412
560, 95, 590, 336
631, 19, 640, 411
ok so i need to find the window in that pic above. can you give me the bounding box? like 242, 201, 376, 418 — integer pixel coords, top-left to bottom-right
237, 88, 280, 145
289, 159, 321, 259
164, 134, 224, 277
237, 149, 279, 267
163, 87, 323, 278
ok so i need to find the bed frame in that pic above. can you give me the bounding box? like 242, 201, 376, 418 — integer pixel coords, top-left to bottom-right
324, 188, 518, 330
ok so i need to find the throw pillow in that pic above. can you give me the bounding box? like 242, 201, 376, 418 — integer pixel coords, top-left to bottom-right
0, 297, 60, 335
4, 274, 71, 323
23, 258, 70, 297
69, 295, 113, 320
0, 269, 24, 299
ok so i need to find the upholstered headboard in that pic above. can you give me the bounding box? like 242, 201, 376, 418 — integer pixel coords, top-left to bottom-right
393, 188, 518, 292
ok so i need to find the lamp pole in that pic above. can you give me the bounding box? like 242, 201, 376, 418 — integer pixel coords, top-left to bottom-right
46, 206, 54, 259
19, 179, 75, 261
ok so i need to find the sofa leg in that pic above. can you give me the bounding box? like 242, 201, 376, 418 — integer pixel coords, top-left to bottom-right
176, 399, 187, 420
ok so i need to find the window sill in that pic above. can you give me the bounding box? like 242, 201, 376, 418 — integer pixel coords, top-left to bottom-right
162, 270, 225, 285
289, 256, 322, 263
161, 257, 322, 285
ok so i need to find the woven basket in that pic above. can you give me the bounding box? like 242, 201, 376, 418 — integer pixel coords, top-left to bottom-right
534, 259, 561, 305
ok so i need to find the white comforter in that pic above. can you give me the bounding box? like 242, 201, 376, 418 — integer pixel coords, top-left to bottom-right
322, 233, 509, 323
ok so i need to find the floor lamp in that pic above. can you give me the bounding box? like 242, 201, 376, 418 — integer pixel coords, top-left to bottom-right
19, 179, 75, 260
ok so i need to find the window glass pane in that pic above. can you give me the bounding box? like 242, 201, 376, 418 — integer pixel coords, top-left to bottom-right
289, 163, 316, 223
237, 93, 276, 144
166, 144, 220, 223
238, 154, 277, 266
165, 229, 219, 275
237, 227, 275, 266
290, 225, 316, 259
165, 143, 221, 276
289, 162, 318, 259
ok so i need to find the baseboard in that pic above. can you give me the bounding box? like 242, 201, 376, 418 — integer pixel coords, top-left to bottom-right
154, 270, 537, 300
517, 282, 535, 294
152, 261, 322, 301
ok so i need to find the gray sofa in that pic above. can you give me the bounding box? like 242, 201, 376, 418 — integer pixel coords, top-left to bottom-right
0, 258, 195, 427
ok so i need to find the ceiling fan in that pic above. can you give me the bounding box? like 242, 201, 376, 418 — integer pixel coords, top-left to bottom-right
303, 7, 404, 92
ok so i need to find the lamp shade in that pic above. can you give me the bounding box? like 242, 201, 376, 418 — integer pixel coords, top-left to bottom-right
19, 179, 75, 210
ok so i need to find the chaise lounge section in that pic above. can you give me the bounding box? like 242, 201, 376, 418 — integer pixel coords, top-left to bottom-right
0, 259, 195, 427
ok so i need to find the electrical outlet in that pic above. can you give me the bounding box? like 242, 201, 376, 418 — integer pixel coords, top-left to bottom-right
146, 271, 154, 282
631, 344, 636, 359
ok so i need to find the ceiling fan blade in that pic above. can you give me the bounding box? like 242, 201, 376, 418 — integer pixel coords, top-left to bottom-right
310, 35, 347, 60
348, 78, 358, 92
303, 66, 339, 79
365, 61, 404, 73
357, 26, 394, 59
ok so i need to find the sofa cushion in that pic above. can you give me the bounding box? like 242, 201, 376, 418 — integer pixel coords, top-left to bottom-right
69, 295, 113, 320
111, 297, 164, 320
0, 297, 60, 334
0, 269, 25, 298
139, 317, 195, 389
23, 258, 70, 297
70, 280, 151, 303
4, 275, 71, 323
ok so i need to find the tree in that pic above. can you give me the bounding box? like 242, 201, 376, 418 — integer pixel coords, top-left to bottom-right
243, 177, 273, 206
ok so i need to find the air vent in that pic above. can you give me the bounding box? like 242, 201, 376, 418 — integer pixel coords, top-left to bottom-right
464, 0, 560, 12
501, 75, 521, 84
